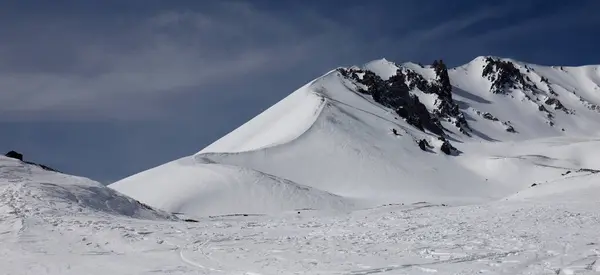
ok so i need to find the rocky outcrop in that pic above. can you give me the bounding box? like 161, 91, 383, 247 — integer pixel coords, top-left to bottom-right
340, 68, 445, 136
545, 98, 571, 114
4, 151, 59, 172
429, 60, 470, 134
482, 57, 534, 94
418, 139, 432, 151
339, 59, 471, 138
438, 137, 459, 155
503, 122, 516, 133
5, 151, 23, 161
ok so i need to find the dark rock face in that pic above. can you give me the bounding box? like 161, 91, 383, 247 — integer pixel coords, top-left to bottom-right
339, 59, 471, 137
404, 69, 429, 91
5, 151, 23, 161
482, 57, 534, 94
545, 98, 570, 113
429, 60, 470, 134
340, 67, 445, 136
431, 60, 453, 100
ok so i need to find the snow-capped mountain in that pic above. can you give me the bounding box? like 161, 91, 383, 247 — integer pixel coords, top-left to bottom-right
4, 56, 600, 274
109, 56, 600, 217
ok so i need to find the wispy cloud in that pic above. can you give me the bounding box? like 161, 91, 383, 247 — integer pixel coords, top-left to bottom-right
365, 3, 521, 63
466, 2, 600, 45
402, 4, 514, 45
0, 2, 350, 121
2, 1, 596, 122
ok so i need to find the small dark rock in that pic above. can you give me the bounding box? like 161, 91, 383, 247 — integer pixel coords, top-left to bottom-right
482, 112, 498, 121
4, 150, 59, 172
440, 140, 458, 155
183, 218, 199, 223
531, 183, 538, 187
418, 139, 429, 151
5, 150, 23, 161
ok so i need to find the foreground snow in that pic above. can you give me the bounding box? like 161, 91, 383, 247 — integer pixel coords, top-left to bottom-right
2, 163, 600, 274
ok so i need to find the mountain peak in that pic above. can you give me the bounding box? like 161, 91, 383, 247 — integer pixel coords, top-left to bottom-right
110, 56, 600, 217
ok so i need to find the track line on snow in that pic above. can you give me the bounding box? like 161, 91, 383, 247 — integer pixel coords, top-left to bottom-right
345, 250, 525, 275
177, 235, 270, 275
178, 247, 223, 273
176, 237, 224, 273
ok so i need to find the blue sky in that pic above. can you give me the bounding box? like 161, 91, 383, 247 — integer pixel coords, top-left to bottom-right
1, 0, 599, 183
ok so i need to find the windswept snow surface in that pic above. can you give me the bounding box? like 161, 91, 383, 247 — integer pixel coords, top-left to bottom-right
3, 154, 600, 274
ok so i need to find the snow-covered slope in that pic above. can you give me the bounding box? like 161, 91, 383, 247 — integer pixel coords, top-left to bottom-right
110, 156, 355, 216
0, 156, 173, 220
448, 56, 600, 140
110, 56, 600, 218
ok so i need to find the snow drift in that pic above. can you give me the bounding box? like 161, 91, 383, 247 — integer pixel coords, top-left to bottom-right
109, 156, 355, 216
